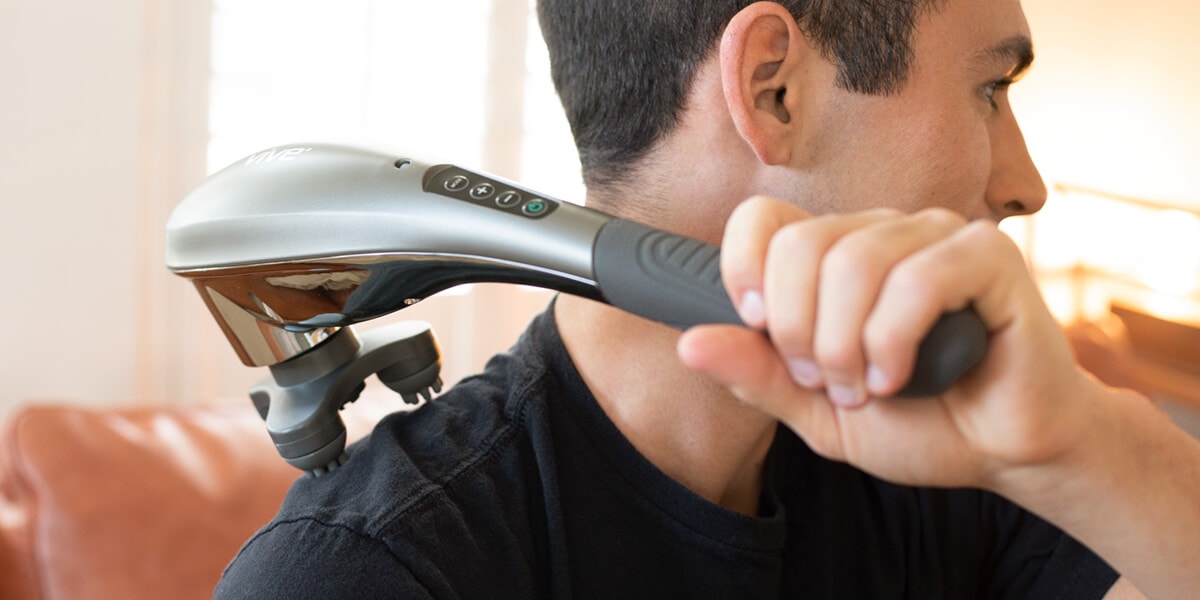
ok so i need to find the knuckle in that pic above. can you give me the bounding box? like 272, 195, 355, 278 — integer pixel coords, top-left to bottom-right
914, 206, 968, 230
960, 218, 999, 241
962, 220, 1019, 255
732, 195, 775, 224
814, 334, 862, 373
743, 194, 780, 213
769, 219, 828, 260
823, 232, 881, 275
865, 206, 905, 220
892, 260, 949, 304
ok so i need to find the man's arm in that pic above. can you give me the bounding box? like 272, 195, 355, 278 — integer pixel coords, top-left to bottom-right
677, 196, 1200, 599
1007, 382, 1200, 600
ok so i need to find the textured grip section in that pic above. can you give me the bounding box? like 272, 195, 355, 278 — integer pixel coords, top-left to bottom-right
592, 218, 988, 397
593, 219, 740, 329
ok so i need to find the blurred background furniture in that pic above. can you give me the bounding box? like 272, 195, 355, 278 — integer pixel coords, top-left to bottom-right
1001, 183, 1200, 437
0, 400, 387, 600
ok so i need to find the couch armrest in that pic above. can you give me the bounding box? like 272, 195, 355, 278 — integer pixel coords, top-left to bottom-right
0, 403, 302, 600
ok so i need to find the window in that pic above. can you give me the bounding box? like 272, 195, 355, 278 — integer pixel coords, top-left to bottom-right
207, 0, 576, 388
208, 0, 581, 199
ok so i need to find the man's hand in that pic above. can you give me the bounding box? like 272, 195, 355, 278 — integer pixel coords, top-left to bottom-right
676, 195, 1096, 490
677, 196, 1200, 599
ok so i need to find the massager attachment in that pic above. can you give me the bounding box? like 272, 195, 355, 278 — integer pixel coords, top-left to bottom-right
249, 321, 442, 474
166, 143, 988, 471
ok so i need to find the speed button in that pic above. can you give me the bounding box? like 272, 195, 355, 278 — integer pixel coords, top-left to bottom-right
469, 183, 496, 200
496, 191, 522, 208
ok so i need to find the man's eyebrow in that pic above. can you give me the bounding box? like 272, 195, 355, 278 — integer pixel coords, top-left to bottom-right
973, 35, 1035, 78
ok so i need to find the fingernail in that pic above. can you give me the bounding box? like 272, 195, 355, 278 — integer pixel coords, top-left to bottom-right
828, 384, 865, 408
866, 366, 889, 395
788, 359, 822, 388
739, 290, 765, 327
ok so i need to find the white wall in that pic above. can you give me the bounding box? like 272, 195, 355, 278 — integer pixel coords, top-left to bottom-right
2, 0, 1198, 420
1, 1, 212, 417
1018, 0, 1200, 211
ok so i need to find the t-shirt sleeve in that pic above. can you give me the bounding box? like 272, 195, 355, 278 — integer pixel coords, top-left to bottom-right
982, 494, 1120, 599
214, 518, 434, 600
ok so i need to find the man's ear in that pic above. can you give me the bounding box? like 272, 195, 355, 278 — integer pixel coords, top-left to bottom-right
720, 2, 810, 166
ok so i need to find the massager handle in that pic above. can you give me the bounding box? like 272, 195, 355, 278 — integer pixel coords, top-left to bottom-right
591, 218, 988, 397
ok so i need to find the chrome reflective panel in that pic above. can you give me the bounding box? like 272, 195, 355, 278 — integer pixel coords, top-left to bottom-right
178, 252, 600, 367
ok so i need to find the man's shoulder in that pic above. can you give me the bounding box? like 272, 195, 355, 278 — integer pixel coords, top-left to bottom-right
278, 311, 561, 515
216, 516, 426, 599
219, 343, 563, 597
279, 354, 555, 532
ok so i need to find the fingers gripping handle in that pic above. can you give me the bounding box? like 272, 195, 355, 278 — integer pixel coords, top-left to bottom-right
591, 218, 988, 397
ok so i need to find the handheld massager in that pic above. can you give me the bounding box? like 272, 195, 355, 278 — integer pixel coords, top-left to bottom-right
166, 143, 987, 473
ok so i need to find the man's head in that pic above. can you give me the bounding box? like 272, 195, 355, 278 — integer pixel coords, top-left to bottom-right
538, 0, 936, 189
538, 0, 1047, 239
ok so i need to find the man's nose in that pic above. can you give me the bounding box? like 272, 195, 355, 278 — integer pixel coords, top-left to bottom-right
986, 111, 1047, 219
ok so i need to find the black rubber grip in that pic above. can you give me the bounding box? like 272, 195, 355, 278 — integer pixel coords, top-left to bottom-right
592, 218, 987, 397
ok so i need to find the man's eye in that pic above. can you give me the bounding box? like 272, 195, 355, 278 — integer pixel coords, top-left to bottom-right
982, 78, 1013, 110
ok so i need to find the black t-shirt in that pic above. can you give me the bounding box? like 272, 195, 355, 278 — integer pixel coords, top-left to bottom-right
216, 308, 1118, 599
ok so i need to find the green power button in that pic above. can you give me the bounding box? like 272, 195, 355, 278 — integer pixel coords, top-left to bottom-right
522, 200, 547, 216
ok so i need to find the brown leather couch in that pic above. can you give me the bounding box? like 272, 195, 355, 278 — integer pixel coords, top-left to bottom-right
0, 401, 386, 599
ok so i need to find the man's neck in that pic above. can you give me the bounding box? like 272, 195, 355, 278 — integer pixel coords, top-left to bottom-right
554, 294, 777, 515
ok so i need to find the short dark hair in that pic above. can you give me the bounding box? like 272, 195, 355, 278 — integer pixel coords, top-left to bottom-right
537, 0, 934, 189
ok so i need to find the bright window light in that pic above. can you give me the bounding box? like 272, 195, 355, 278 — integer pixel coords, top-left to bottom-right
208, 0, 581, 300
209, 0, 504, 173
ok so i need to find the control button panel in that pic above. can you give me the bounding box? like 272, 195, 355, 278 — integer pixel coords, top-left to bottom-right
423, 165, 559, 219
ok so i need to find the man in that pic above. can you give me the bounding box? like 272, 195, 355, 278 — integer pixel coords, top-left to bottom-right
217, 1, 1199, 598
